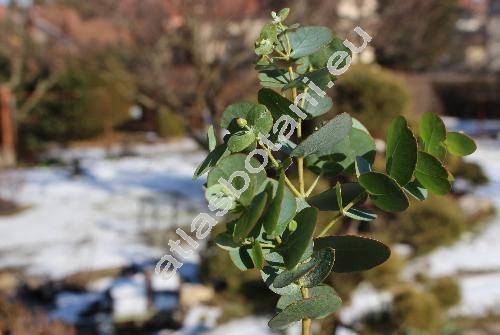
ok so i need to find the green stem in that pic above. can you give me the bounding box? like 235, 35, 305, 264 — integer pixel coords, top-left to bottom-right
305, 174, 322, 197
301, 287, 312, 335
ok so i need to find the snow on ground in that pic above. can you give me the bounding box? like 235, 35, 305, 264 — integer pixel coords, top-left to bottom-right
0, 139, 206, 279
206, 316, 301, 335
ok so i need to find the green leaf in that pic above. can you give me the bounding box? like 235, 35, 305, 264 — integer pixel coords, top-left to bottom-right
193, 143, 229, 179
415, 151, 451, 195
419, 112, 447, 160
403, 180, 428, 201
261, 266, 301, 296
207, 154, 266, 206
277, 8, 290, 21
205, 184, 236, 212
304, 95, 333, 119
255, 23, 278, 55
344, 207, 377, 221
281, 208, 317, 269
309, 38, 352, 69
335, 182, 343, 211
289, 26, 333, 58
261, 174, 285, 234
247, 104, 273, 134
258, 88, 300, 120
325, 117, 376, 174
355, 156, 373, 176
282, 68, 332, 91
207, 125, 216, 151
305, 155, 344, 177
358, 172, 409, 212
221, 102, 272, 135
314, 235, 391, 273
250, 241, 264, 269
273, 261, 318, 289
386, 116, 418, 186
227, 131, 256, 152
229, 247, 255, 271
215, 232, 240, 250
276, 284, 339, 311
233, 191, 268, 242
301, 248, 335, 288
269, 285, 342, 330
258, 70, 291, 89
221, 101, 257, 128
308, 183, 366, 212
445, 131, 476, 156
292, 113, 352, 157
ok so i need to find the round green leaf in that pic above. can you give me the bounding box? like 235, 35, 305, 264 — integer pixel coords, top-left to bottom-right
314, 235, 391, 273
261, 174, 285, 234
386, 116, 417, 186
229, 247, 255, 271
309, 38, 352, 68
261, 265, 301, 296
403, 180, 428, 201
276, 284, 339, 311
289, 26, 333, 58
215, 232, 240, 250
205, 184, 236, 211
358, 172, 409, 212
193, 143, 229, 179
445, 131, 476, 156
258, 88, 299, 120
415, 151, 451, 195
301, 248, 335, 288
273, 260, 318, 289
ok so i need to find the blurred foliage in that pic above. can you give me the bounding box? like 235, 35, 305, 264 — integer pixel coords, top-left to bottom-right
448, 157, 489, 187
333, 65, 411, 138
385, 195, 467, 255
429, 277, 462, 309
157, 108, 186, 138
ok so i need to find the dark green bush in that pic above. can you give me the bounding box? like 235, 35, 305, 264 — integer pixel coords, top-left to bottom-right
429, 277, 461, 309
333, 64, 411, 138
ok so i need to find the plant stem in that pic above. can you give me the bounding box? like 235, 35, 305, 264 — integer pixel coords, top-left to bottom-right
305, 174, 322, 197
301, 287, 312, 335
318, 213, 342, 237
260, 142, 301, 197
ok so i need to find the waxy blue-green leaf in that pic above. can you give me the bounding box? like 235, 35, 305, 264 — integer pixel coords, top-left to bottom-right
207, 154, 266, 206
282, 68, 332, 91
325, 117, 376, 174
276, 284, 339, 311
445, 131, 476, 156
205, 184, 236, 212
404, 180, 428, 201
233, 191, 268, 242
309, 38, 352, 69
301, 248, 335, 288
268, 285, 342, 329
358, 172, 409, 212
273, 260, 318, 289
249, 241, 264, 269
314, 235, 391, 273
308, 182, 366, 212
419, 112, 447, 160
261, 173, 285, 234
415, 151, 451, 195
261, 266, 301, 296
258, 88, 301, 120
289, 26, 333, 58
193, 143, 229, 179
207, 125, 217, 151
292, 113, 352, 157
214, 232, 240, 250
227, 131, 256, 152
255, 23, 278, 55
229, 247, 255, 271
386, 116, 417, 186
258, 69, 291, 89
221, 102, 272, 135
281, 208, 317, 269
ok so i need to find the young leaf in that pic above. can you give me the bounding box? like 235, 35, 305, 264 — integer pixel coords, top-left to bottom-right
415, 151, 451, 195
358, 172, 409, 212
445, 131, 476, 156
308, 182, 366, 212
314, 235, 391, 273
269, 286, 342, 329
281, 208, 317, 269
386, 116, 418, 186
289, 26, 333, 58
419, 112, 447, 160
233, 191, 268, 242
292, 113, 352, 157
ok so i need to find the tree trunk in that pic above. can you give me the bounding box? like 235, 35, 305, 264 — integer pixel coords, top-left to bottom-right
0, 85, 16, 167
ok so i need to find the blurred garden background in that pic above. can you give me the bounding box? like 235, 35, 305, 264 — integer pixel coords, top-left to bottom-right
0, 0, 499, 334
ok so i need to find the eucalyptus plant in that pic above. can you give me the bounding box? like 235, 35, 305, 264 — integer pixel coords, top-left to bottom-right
193, 8, 476, 334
